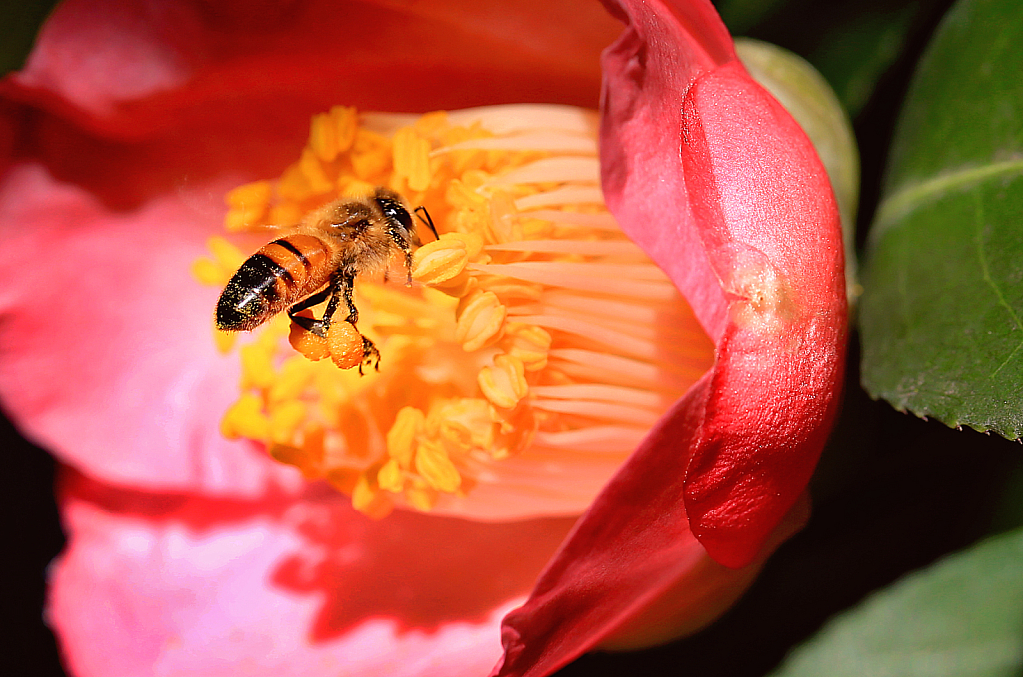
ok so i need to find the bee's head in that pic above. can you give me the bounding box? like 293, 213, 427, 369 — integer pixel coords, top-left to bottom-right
373, 189, 419, 246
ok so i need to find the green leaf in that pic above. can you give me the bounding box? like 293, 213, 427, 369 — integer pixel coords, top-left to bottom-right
770, 527, 1023, 677
805, 1, 920, 117
859, 0, 1023, 439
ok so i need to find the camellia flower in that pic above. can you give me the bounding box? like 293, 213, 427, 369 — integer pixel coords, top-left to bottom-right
0, 1, 845, 677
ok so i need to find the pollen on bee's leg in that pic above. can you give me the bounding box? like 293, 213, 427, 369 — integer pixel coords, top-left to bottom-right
288, 316, 330, 361
327, 321, 365, 370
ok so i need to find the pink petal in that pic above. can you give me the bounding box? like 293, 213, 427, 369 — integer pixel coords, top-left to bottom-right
51, 470, 575, 677
0, 163, 299, 497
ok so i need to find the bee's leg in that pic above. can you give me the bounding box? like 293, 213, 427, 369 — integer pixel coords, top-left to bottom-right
359, 336, 381, 375
386, 226, 414, 286
336, 271, 380, 374
337, 271, 358, 325
414, 206, 439, 240
287, 286, 333, 337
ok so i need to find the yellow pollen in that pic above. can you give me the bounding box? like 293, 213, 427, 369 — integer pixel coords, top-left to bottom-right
197, 104, 715, 521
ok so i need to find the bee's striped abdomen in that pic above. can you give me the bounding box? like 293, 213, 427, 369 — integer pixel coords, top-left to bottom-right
216, 234, 333, 331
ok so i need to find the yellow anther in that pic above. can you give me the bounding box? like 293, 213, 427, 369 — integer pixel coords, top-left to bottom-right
460, 169, 491, 191
226, 180, 272, 210
214, 328, 236, 354
412, 237, 469, 286
309, 105, 358, 162
239, 342, 276, 390
377, 458, 404, 493
191, 258, 224, 286
268, 356, 317, 404
478, 354, 528, 409
333, 106, 358, 153
413, 110, 450, 138
446, 178, 489, 211
352, 474, 394, 519
453, 206, 494, 242
442, 232, 485, 259
405, 480, 438, 511
436, 419, 473, 455
309, 111, 340, 163
387, 406, 424, 469
268, 202, 303, 227
455, 290, 507, 351
502, 323, 552, 371
207, 236, 247, 271
351, 128, 392, 181
269, 430, 323, 479
224, 208, 255, 232
277, 163, 313, 202
433, 398, 495, 449
414, 440, 462, 493
393, 126, 432, 192
298, 147, 335, 195
269, 399, 306, 444
220, 393, 270, 441
224, 181, 272, 231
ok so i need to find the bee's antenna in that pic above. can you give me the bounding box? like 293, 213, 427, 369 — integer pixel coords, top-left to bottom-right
414, 206, 440, 241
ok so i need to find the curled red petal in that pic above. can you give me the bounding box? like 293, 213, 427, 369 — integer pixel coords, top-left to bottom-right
494, 0, 846, 673
602, 0, 845, 570
676, 64, 846, 566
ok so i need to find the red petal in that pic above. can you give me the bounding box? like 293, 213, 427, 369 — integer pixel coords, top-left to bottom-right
494, 0, 846, 672
51, 470, 574, 677
676, 65, 845, 566
5, 0, 620, 140
602, 0, 845, 569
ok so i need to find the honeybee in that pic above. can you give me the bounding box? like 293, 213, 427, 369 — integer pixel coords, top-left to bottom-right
216, 187, 438, 371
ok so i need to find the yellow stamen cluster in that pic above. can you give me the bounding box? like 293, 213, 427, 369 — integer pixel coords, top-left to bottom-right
194, 104, 714, 520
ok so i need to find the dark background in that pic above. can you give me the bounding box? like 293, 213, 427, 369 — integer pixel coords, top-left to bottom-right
5, 0, 1023, 676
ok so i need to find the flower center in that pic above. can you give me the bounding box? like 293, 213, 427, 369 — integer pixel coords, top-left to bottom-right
194, 104, 714, 520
